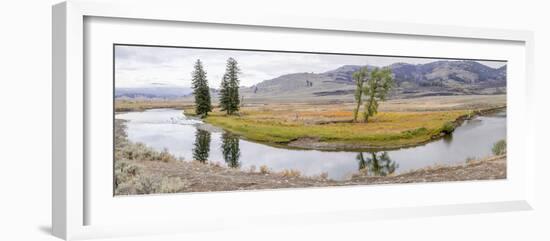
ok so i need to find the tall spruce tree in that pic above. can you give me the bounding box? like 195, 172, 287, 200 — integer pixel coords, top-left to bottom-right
219, 74, 231, 114
219, 57, 240, 115
191, 59, 212, 117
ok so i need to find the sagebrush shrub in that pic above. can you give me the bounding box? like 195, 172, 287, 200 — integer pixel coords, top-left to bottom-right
136, 175, 162, 194
280, 169, 301, 178
159, 177, 188, 193
259, 165, 270, 174
492, 140, 507, 155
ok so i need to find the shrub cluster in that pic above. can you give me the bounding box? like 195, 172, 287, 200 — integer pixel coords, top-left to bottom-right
401, 127, 428, 139
120, 143, 176, 163
279, 169, 301, 178
135, 175, 188, 194
114, 159, 189, 195
259, 165, 271, 174
440, 122, 455, 134
114, 120, 187, 195
492, 139, 507, 155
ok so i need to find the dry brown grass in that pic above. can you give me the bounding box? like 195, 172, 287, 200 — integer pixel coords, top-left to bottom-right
115, 99, 193, 112
201, 95, 505, 149
278, 169, 302, 178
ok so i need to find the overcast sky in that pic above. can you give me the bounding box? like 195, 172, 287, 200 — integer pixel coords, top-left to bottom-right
115, 45, 507, 88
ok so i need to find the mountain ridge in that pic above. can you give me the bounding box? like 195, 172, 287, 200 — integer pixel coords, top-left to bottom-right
243, 60, 506, 99
115, 60, 506, 100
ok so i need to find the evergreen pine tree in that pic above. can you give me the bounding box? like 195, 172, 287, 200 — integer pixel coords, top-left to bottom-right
191, 59, 212, 117
219, 74, 231, 114
219, 57, 240, 115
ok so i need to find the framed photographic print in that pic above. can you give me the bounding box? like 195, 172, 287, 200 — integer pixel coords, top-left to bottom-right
112, 44, 509, 194
52, 0, 536, 240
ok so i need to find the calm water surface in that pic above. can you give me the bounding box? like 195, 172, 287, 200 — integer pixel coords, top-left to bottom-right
116, 109, 506, 180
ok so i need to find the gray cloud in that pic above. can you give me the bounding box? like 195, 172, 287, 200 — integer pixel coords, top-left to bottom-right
114, 45, 507, 88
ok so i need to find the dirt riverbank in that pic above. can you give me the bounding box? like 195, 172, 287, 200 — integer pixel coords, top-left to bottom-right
349, 154, 506, 184
117, 153, 506, 194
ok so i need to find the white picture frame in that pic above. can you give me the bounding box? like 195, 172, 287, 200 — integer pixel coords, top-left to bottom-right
52, 0, 536, 240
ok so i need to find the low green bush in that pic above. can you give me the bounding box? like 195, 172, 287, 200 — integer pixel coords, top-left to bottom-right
492, 139, 507, 155
401, 127, 428, 138
440, 122, 455, 134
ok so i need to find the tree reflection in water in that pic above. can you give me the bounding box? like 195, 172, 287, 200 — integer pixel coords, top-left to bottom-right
356, 151, 398, 176
192, 129, 211, 163
222, 132, 241, 168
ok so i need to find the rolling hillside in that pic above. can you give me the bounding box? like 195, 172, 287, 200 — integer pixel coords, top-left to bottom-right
116, 60, 506, 101
241, 60, 506, 100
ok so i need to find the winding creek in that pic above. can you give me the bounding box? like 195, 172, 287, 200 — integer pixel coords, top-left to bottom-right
116, 109, 506, 181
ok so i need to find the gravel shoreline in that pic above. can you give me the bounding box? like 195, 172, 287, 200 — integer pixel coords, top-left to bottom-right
125, 154, 506, 194
349, 154, 506, 185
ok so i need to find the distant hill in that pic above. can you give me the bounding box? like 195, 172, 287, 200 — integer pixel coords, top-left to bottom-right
116, 60, 506, 101
241, 60, 506, 99
390, 61, 506, 87
115, 85, 192, 99
322, 64, 377, 83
